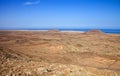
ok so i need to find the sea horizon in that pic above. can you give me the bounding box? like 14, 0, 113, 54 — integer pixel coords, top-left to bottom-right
0, 28, 120, 34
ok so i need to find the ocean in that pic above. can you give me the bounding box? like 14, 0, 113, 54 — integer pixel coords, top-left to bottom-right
30, 29, 120, 34
58, 29, 120, 34
27, 29, 120, 34
1, 29, 120, 34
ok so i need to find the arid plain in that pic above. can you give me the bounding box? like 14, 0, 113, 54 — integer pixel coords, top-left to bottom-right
0, 30, 120, 76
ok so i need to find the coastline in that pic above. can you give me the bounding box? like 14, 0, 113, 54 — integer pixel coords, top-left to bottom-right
0, 29, 120, 34
0, 30, 85, 33
61, 30, 85, 33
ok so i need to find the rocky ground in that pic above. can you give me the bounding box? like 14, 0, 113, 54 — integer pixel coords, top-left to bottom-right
0, 30, 120, 76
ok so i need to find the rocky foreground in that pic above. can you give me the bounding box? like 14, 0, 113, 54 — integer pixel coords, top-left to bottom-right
0, 30, 120, 76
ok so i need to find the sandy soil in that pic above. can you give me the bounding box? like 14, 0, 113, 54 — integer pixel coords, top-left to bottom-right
0, 30, 120, 76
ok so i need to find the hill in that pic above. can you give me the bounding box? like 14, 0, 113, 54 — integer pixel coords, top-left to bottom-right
0, 30, 120, 76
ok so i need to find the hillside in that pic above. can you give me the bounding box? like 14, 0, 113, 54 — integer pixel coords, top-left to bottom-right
0, 30, 120, 76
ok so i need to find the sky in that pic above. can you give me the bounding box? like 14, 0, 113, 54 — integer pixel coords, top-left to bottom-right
0, 0, 120, 29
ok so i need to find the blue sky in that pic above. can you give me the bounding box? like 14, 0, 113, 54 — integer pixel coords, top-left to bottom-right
0, 0, 120, 29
